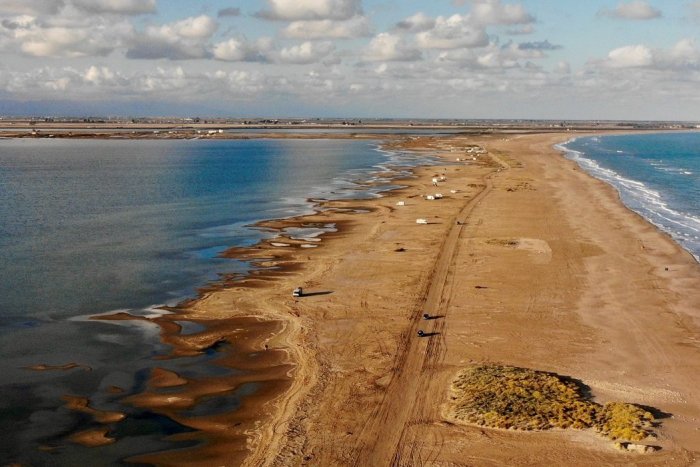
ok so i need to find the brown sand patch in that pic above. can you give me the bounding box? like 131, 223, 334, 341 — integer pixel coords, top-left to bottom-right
62, 395, 126, 424
26, 363, 91, 372
150, 368, 188, 388
69, 428, 115, 447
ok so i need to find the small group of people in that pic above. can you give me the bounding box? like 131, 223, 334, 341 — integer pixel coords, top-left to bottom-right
418, 311, 433, 337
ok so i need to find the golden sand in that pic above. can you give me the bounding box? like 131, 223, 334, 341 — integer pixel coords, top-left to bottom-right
82, 131, 700, 466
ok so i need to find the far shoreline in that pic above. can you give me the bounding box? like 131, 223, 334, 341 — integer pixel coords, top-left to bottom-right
0, 120, 696, 142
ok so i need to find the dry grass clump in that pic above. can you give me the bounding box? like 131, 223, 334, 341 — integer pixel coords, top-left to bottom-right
447, 365, 655, 442
486, 238, 519, 247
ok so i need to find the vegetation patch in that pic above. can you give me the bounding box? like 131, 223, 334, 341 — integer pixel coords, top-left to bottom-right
446, 365, 656, 442
486, 238, 519, 247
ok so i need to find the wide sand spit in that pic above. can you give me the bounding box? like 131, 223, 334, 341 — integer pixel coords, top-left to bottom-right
85, 132, 699, 466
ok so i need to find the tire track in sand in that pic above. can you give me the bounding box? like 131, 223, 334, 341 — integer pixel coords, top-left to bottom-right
352, 151, 509, 466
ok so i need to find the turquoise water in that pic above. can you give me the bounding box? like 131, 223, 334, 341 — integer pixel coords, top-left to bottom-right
560, 132, 700, 261
0, 138, 435, 464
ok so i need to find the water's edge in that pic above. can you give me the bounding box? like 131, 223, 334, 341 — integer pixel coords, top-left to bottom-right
556, 136, 700, 264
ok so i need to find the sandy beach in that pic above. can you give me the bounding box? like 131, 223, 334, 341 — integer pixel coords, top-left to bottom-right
90, 131, 700, 466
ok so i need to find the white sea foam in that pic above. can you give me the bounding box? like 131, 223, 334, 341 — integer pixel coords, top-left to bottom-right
558, 141, 700, 262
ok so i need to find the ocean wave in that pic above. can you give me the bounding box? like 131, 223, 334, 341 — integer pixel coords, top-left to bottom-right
558, 141, 700, 262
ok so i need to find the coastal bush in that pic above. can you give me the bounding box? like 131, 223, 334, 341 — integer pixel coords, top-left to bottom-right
447, 365, 655, 442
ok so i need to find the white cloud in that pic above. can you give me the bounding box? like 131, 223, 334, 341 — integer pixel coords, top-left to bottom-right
1, 0, 698, 120
72, 0, 157, 15
555, 61, 571, 74
277, 41, 335, 64
257, 0, 361, 21
364, 33, 422, 62
212, 37, 273, 62
126, 15, 218, 60
416, 15, 489, 50
84, 65, 118, 84
470, 0, 535, 25
600, 40, 700, 70
164, 15, 218, 40
212, 38, 251, 61
282, 16, 372, 39
664, 38, 700, 69
437, 41, 549, 69
4, 14, 131, 58
605, 44, 654, 67
395, 12, 435, 33
598, 1, 662, 20
19, 27, 103, 57
0, 0, 65, 15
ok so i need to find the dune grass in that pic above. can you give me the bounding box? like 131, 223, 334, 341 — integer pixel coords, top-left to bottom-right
447, 365, 655, 442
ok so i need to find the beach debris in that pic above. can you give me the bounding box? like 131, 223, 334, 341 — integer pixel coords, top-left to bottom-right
439, 175, 447, 182
292, 287, 303, 298
396, 201, 406, 206
416, 219, 428, 224
417, 330, 425, 337
434, 193, 444, 199
270, 242, 291, 247
423, 313, 430, 320
450, 190, 458, 194
615, 442, 659, 454
426, 195, 436, 200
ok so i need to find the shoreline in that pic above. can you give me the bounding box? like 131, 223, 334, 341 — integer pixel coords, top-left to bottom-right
31, 130, 700, 464
84, 142, 442, 463
554, 135, 700, 265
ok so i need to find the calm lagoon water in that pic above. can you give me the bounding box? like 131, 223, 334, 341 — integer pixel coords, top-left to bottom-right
0, 138, 435, 464
560, 132, 700, 261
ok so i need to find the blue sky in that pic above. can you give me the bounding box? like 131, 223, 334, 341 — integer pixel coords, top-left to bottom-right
1, 0, 699, 120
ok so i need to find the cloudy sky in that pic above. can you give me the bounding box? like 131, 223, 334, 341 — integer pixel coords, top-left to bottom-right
1, 0, 699, 120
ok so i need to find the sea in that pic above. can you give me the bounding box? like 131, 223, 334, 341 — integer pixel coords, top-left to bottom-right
560, 132, 700, 262
0, 137, 437, 465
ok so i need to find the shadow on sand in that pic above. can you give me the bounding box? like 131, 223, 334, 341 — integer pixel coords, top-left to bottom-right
299, 291, 334, 298
418, 332, 440, 338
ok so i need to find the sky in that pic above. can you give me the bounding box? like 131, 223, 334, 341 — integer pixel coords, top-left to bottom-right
0, 0, 699, 120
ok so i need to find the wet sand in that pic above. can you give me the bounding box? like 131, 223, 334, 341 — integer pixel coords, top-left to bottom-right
87, 131, 700, 465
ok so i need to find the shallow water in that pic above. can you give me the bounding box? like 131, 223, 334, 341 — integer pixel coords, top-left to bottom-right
0, 137, 437, 464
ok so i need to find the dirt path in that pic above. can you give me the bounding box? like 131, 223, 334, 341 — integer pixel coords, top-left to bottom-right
351, 152, 509, 466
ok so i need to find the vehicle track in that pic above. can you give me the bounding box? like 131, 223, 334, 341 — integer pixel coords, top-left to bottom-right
352, 152, 509, 466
